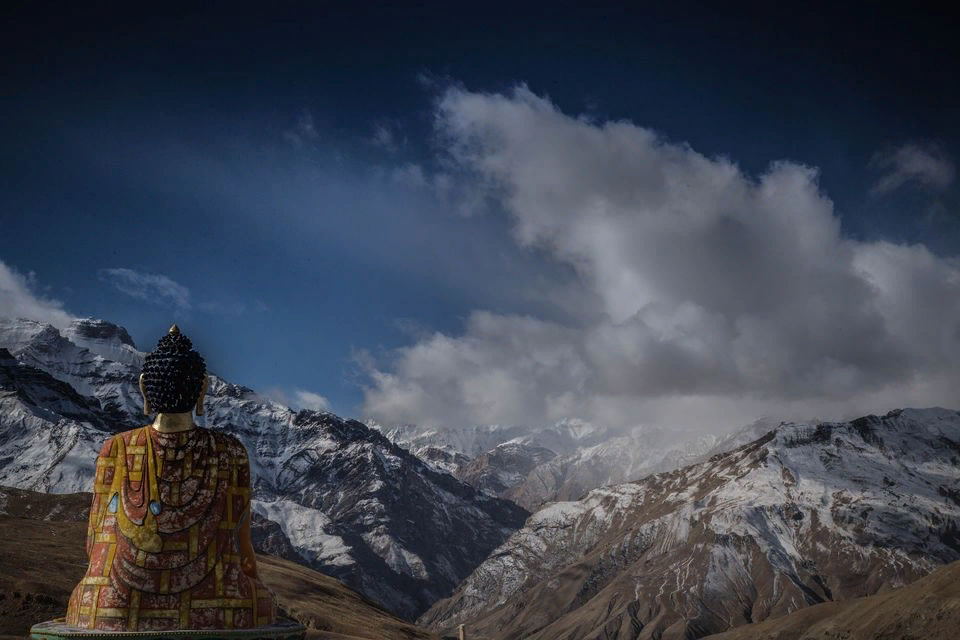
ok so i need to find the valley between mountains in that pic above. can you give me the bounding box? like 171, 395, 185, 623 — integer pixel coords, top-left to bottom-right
2, 316, 959, 639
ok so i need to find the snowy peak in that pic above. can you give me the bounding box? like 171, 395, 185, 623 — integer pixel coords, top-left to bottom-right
0, 318, 70, 354
61, 317, 143, 368
64, 318, 137, 349
703, 415, 788, 458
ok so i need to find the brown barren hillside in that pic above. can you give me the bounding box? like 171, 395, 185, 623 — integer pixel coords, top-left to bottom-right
703, 558, 960, 640
0, 488, 439, 640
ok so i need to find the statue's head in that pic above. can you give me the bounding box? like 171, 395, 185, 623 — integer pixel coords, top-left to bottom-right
139, 325, 208, 414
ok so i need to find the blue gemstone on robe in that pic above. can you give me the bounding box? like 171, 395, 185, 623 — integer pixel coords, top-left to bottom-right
108, 493, 118, 513
149, 500, 162, 515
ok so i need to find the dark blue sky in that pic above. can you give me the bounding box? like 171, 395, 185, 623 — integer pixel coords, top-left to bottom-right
2, 3, 958, 423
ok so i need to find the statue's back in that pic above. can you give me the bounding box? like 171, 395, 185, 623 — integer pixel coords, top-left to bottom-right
66, 424, 276, 631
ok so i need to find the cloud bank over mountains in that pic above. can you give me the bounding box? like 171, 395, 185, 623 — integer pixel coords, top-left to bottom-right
0, 260, 75, 329
359, 85, 960, 433
261, 386, 332, 412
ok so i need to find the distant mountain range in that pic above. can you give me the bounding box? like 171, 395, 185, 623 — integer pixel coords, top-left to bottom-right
0, 316, 527, 620
419, 408, 960, 638
369, 419, 728, 512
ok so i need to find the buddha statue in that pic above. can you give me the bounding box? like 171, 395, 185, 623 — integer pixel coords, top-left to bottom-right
56, 325, 287, 634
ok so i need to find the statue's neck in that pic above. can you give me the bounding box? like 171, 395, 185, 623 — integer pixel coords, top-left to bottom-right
151, 412, 196, 433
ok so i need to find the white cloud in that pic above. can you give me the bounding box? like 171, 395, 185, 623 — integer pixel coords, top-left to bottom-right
262, 386, 331, 412
292, 389, 331, 411
99, 268, 191, 309
0, 259, 75, 329
868, 143, 955, 195
360, 85, 960, 434
100, 269, 264, 317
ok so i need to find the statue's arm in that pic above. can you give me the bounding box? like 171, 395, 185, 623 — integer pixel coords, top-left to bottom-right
87, 436, 116, 557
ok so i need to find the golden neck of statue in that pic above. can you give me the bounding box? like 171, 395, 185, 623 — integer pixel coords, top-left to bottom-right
151, 412, 196, 433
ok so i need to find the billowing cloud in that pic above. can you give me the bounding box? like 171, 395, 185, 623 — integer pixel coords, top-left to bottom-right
869, 143, 955, 195
99, 268, 191, 309
0, 259, 75, 329
360, 85, 960, 433
262, 386, 331, 412
293, 389, 331, 412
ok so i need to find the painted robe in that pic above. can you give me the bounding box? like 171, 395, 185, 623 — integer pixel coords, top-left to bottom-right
66, 425, 277, 631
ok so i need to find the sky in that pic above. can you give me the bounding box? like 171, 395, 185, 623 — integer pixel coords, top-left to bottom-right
1, 3, 959, 435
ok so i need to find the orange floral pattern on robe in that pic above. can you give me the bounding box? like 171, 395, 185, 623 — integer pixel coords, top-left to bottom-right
66, 426, 277, 631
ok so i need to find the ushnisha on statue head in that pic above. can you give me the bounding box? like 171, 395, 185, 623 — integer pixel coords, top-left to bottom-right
138, 324, 210, 433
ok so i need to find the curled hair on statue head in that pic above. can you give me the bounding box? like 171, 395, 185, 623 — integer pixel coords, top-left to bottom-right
141, 329, 206, 413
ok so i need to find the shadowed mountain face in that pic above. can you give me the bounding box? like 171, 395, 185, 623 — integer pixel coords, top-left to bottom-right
0, 487, 439, 640
0, 317, 529, 621
420, 408, 960, 640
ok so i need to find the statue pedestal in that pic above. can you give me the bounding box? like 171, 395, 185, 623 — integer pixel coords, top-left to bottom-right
30, 618, 307, 640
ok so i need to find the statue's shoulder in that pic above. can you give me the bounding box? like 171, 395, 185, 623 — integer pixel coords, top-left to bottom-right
201, 427, 249, 459
97, 426, 150, 457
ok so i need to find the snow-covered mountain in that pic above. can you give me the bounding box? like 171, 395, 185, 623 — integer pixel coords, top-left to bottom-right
456, 441, 558, 498
0, 317, 528, 620
504, 429, 722, 511
372, 418, 723, 511
419, 408, 960, 639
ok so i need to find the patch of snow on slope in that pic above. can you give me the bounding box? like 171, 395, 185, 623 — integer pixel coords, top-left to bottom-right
252, 498, 354, 567
362, 526, 430, 581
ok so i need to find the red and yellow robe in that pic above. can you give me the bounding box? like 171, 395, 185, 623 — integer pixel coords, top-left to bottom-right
66, 425, 277, 631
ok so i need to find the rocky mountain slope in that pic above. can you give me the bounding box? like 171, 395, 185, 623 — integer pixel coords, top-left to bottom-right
0, 317, 528, 620
420, 408, 960, 639
0, 486, 440, 640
